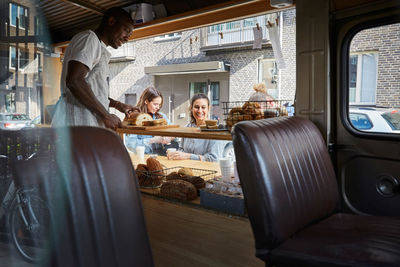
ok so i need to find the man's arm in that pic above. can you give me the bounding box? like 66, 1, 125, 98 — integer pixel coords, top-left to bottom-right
109, 97, 139, 115
66, 60, 121, 130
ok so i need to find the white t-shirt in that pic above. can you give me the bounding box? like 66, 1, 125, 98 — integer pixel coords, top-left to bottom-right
52, 30, 111, 127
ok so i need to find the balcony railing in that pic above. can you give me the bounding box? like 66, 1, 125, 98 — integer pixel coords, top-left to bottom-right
108, 41, 135, 62
201, 14, 277, 49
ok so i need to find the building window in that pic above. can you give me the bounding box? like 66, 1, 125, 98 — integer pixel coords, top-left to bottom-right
258, 59, 278, 99
189, 82, 220, 106
349, 52, 378, 105
5, 92, 16, 113
154, 32, 182, 41
9, 46, 29, 69
9, 3, 28, 29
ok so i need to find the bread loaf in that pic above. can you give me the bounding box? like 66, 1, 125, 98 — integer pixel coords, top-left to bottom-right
205, 119, 218, 126
146, 157, 163, 172
178, 167, 193, 176
146, 157, 164, 186
125, 112, 153, 126
166, 171, 182, 180
182, 175, 205, 191
136, 164, 151, 187
142, 118, 167, 126
160, 180, 197, 201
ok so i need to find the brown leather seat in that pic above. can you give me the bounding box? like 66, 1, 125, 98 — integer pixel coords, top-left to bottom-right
31, 127, 155, 267
232, 116, 400, 266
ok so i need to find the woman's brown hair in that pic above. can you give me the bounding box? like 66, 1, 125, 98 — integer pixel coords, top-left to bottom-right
189, 93, 209, 124
136, 87, 163, 119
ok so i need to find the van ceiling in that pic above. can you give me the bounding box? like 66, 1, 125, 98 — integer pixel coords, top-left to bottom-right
38, 0, 240, 44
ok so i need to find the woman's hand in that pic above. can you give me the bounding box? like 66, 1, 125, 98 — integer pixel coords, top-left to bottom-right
168, 151, 191, 160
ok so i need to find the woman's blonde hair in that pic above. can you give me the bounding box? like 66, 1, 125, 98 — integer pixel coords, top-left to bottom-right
253, 83, 267, 93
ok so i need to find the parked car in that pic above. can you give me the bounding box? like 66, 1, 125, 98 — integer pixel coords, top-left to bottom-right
349, 107, 400, 133
0, 113, 35, 130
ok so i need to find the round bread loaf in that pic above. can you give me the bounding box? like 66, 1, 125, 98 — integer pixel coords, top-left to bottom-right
146, 157, 164, 186
182, 175, 205, 191
136, 164, 150, 186
166, 171, 182, 180
125, 112, 153, 126
146, 157, 163, 172
178, 167, 193, 176
160, 180, 197, 201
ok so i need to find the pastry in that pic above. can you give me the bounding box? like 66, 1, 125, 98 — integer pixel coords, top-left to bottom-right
146, 157, 163, 172
145, 158, 165, 186
166, 171, 182, 180
125, 112, 153, 126
205, 119, 218, 126
178, 167, 193, 176
229, 107, 244, 115
136, 164, 150, 186
160, 180, 197, 201
182, 175, 205, 191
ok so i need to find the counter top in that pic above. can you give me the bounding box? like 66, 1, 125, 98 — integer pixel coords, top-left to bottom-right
117, 126, 232, 140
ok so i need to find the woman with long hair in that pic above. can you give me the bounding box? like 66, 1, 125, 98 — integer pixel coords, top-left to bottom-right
167, 93, 226, 162
125, 87, 174, 154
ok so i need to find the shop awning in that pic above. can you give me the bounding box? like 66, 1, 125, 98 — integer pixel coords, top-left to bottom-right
144, 61, 230, 75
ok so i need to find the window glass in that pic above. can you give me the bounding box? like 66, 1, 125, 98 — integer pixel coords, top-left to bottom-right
349, 112, 373, 130
10, 46, 17, 68
258, 59, 278, 99
382, 110, 400, 130
10, 3, 17, 25
189, 82, 220, 106
5, 92, 16, 113
348, 23, 400, 134
9, 3, 27, 28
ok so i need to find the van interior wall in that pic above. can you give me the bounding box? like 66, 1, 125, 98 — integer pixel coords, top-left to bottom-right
296, 0, 330, 142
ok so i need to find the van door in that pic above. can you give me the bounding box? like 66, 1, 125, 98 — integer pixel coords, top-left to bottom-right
333, 3, 400, 216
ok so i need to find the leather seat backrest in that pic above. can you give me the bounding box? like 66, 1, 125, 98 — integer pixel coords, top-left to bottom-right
47, 126, 154, 267
232, 117, 338, 252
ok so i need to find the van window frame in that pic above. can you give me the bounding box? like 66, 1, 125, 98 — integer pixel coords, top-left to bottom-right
340, 15, 400, 141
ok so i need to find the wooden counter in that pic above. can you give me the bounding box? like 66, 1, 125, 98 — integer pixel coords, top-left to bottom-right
142, 195, 263, 267
129, 154, 261, 266
117, 126, 232, 141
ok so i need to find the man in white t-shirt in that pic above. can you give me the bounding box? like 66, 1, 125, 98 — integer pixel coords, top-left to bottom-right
52, 7, 137, 130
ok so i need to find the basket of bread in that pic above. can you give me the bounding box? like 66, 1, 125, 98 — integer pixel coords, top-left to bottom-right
223, 100, 290, 130
135, 160, 217, 201
160, 167, 217, 201
135, 157, 166, 188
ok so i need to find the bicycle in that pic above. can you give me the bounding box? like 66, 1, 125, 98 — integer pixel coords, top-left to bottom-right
0, 152, 51, 263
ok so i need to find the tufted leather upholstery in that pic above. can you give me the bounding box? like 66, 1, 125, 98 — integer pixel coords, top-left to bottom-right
43, 127, 154, 267
232, 116, 400, 266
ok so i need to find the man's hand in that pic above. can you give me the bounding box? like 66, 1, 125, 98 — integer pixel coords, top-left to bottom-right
119, 102, 139, 116
109, 98, 140, 116
103, 113, 122, 131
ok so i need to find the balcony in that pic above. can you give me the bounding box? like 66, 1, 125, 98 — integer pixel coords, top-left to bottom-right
108, 41, 135, 63
200, 14, 277, 51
